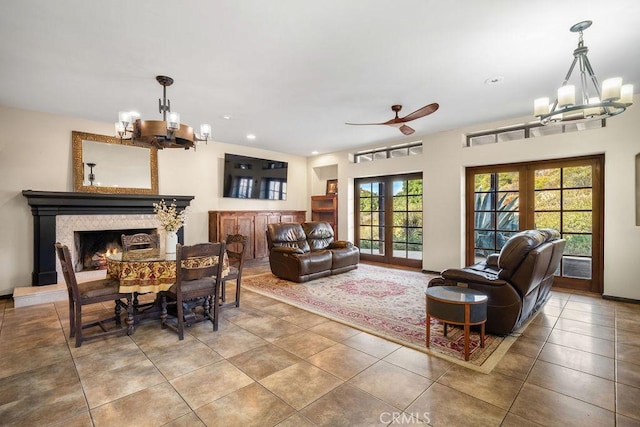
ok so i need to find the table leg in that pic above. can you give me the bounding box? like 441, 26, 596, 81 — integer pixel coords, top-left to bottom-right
464, 304, 470, 361
126, 295, 135, 335
480, 322, 485, 348
426, 313, 431, 348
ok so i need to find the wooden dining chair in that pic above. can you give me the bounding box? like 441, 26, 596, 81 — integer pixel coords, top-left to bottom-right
55, 242, 130, 347
160, 242, 226, 340
220, 233, 248, 308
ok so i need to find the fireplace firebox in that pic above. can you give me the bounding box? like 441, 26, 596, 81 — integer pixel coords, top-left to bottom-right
75, 228, 156, 271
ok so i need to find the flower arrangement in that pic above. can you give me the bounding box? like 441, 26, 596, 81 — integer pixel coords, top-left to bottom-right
153, 199, 188, 233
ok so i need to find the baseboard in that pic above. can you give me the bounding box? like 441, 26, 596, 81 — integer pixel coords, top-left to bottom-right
602, 294, 640, 304
13, 283, 68, 308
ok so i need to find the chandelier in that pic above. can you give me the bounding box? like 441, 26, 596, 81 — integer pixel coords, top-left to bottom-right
115, 75, 211, 150
534, 21, 633, 124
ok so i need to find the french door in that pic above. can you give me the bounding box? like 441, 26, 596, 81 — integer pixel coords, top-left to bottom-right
355, 173, 423, 268
466, 155, 604, 293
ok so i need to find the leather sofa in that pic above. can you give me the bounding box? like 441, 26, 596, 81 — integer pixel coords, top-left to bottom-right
428, 229, 565, 335
266, 221, 359, 282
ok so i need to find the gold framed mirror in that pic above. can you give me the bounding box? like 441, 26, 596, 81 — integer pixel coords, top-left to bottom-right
72, 131, 158, 194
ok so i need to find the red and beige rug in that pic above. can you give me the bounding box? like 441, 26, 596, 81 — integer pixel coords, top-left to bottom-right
242, 263, 524, 373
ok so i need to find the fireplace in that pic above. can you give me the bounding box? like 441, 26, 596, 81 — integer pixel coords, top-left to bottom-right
75, 228, 155, 271
22, 191, 194, 285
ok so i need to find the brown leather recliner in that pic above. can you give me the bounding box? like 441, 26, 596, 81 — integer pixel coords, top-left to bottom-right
428, 229, 565, 335
267, 221, 359, 282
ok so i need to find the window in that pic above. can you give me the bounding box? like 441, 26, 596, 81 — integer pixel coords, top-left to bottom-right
354, 142, 422, 163
466, 120, 605, 147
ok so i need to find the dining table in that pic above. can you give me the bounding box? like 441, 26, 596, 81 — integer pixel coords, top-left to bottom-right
106, 250, 230, 334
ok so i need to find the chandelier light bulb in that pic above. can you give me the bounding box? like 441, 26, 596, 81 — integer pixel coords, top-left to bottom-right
620, 84, 634, 104
534, 97, 550, 116
118, 111, 131, 128
167, 112, 180, 130
557, 85, 575, 107
200, 124, 211, 140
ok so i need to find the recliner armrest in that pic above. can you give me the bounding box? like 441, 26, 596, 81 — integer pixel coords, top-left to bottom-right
328, 240, 354, 249
441, 268, 508, 287
486, 253, 499, 267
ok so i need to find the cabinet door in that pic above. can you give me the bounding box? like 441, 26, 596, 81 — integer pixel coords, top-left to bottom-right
236, 216, 255, 259
254, 215, 269, 258
219, 215, 238, 241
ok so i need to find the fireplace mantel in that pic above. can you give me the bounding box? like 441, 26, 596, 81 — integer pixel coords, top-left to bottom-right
22, 190, 194, 285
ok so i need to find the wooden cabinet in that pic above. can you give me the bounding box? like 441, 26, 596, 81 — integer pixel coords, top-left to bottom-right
208, 210, 306, 259
311, 195, 338, 239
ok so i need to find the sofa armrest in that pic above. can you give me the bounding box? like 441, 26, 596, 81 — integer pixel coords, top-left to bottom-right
272, 246, 305, 255
328, 240, 354, 249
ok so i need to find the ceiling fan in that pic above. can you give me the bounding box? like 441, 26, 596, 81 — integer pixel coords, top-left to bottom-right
346, 103, 439, 135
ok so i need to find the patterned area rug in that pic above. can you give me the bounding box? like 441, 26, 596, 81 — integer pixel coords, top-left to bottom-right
242, 263, 524, 373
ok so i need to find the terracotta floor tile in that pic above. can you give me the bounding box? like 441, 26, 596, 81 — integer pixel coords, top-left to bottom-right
90, 382, 191, 427
0, 381, 87, 426
565, 300, 615, 317
617, 359, 640, 388
300, 383, 398, 426
406, 382, 506, 426
307, 342, 379, 380
271, 330, 337, 358
201, 325, 267, 358
259, 361, 343, 410
228, 343, 303, 380
230, 313, 304, 341
0, 342, 71, 380
80, 359, 165, 408
73, 340, 148, 378
616, 382, 640, 421
554, 317, 615, 341
510, 383, 614, 426
547, 328, 615, 357
348, 360, 433, 410
560, 307, 615, 327
196, 382, 295, 426
275, 412, 317, 427
538, 342, 614, 380
146, 339, 223, 379
383, 346, 452, 381
526, 360, 615, 411
170, 359, 254, 410
342, 331, 401, 358
161, 412, 205, 427
437, 364, 523, 410
308, 320, 361, 342
493, 351, 536, 380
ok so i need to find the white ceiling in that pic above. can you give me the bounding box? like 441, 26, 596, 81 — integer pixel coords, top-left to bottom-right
1, 0, 639, 157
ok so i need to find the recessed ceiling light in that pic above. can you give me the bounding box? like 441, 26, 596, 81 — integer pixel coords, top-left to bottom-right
222, 115, 231, 120
246, 134, 256, 140
484, 76, 504, 85
311, 151, 319, 155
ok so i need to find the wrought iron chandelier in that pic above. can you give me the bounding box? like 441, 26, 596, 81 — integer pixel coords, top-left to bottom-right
534, 21, 633, 124
115, 75, 211, 150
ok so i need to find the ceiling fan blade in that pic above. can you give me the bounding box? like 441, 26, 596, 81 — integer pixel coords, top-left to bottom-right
345, 122, 387, 126
399, 125, 415, 135
400, 103, 439, 122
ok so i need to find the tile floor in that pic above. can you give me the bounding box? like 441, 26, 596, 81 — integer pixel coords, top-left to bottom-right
0, 262, 639, 426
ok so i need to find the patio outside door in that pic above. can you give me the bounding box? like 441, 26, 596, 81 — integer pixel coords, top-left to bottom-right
356, 174, 423, 268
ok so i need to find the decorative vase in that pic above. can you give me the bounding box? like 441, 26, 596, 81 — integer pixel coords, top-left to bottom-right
165, 231, 178, 259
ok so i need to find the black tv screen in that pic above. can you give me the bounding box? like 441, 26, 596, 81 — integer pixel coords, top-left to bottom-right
223, 153, 288, 200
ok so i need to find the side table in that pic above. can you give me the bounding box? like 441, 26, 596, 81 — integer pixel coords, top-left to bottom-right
425, 286, 488, 361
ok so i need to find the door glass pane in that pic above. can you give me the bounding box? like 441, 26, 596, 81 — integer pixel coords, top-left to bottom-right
475, 212, 495, 230
535, 212, 561, 229
393, 227, 406, 242
360, 226, 371, 239
475, 192, 493, 209
498, 172, 519, 190
563, 212, 592, 233
535, 168, 561, 189
563, 189, 592, 210
564, 166, 592, 187
497, 191, 519, 211
562, 256, 592, 279
564, 234, 592, 256
475, 174, 493, 191
535, 190, 561, 210
393, 196, 407, 210
498, 212, 519, 231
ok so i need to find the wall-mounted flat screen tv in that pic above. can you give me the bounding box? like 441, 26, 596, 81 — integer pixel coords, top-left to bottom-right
223, 153, 288, 200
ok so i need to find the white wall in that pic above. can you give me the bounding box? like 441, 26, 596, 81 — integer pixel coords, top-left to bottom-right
0, 105, 308, 296
309, 95, 640, 300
